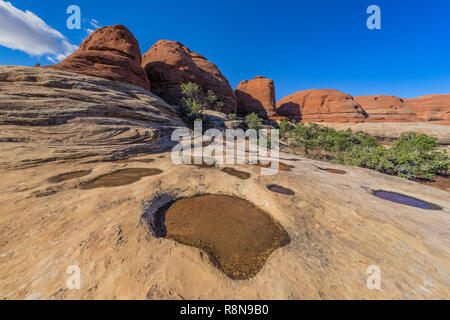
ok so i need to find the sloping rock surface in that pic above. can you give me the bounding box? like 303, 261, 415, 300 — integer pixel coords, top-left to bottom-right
0, 66, 448, 300
0, 66, 184, 168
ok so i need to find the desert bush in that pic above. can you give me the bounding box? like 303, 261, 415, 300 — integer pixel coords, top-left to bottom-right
284, 123, 449, 180
178, 82, 224, 127
245, 113, 263, 130
228, 113, 237, 121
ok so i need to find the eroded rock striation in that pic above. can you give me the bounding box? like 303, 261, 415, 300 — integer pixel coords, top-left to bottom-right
0, 66, 184, 168
276, 89, 367, 122
407, 94, 450, 125
49, 25, 150, 90
142, 40, 237, 113
235, 76, 277, 118
354, 95, 418, 122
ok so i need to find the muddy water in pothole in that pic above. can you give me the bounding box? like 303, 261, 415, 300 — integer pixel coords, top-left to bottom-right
79, 168, 162, 189
221, 167, 251, 180
372, 190, 442, 210
256, 161, 294, 171
319, 168, 346, 175
154, 195, 290, 280
48, 170, 91, 183
267, 184, 295, 195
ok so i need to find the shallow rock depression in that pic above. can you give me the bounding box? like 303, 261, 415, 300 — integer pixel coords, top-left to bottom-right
150, 195, 290, 280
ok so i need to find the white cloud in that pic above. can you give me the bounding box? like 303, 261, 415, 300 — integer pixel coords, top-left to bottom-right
83, 18, 101, 35
0, 1, 78, 62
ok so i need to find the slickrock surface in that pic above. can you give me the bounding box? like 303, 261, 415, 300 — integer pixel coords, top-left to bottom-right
0, 66, 184, 168
276, 89, 367, 122
235, 76, 277, 118
142, 40, 237, 113
49, 25, 150, 90
354, 95, 418, 122
407, 94, 450, 125
0, 66, 449, 300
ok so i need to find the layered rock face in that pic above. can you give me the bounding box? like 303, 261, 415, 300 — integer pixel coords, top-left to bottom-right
407, 94, 450, 124
142, 40, 237, 113
49, 25, 150, 90
276, 89, 367, 122
0, 66, 183, 168
354, 95, 418, 122
235, 76, 276, 118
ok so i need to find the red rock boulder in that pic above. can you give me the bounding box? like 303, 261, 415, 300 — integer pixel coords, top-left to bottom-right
49, 25, 150, 90
235, 76, 276, 118
142, 40, 237, 113
354, 95, 418, 122
276, 89, 367, 123
406, 94, 450, 125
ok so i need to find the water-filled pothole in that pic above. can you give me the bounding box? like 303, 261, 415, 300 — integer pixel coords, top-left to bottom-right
79, 168, 162, 189
319, 167, 346, 175
150, 195, 290, 280
256, 161, 294, 171
372, 190, 442, 210
221, 167, 251, 180
267, 184, 295, 195
48, 170, 91, 183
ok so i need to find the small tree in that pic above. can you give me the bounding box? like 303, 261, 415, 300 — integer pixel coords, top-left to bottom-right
179, 82, 224, 127
245, 113, 263, 130
279, 119, 294, 139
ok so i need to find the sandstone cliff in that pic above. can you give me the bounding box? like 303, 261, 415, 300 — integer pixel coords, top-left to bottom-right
142, 40, 237, 113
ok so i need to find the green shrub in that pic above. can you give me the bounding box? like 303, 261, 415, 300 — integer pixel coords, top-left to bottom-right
228, 113, 237, 121
178, 82, 224, 127
285, 123, 449, 180
245, 113, 263, 130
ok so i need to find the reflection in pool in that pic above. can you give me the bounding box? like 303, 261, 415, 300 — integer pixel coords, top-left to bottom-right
372, 190, 442, 210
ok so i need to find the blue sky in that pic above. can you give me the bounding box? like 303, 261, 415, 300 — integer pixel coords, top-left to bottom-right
0, 0, 449, 100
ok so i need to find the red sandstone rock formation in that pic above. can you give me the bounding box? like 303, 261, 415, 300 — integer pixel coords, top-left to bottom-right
406, 94, 450, 125
354, 95, 418, 122
142, 40, 237, 113
235, 76, 276, 118
49, 25, 150, 90
276, 89, 366, 123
